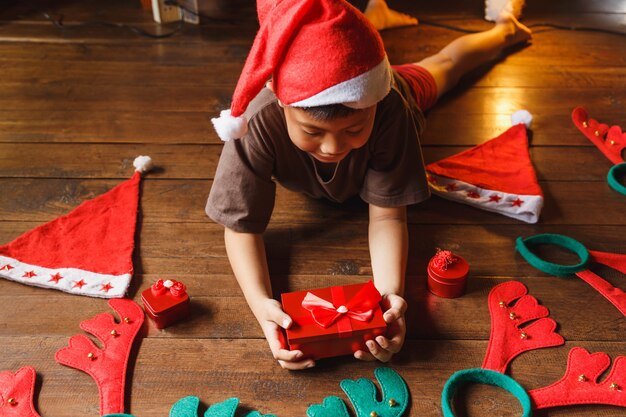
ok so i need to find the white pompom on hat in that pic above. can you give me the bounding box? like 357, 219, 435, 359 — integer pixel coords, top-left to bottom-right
0, 156, 153, 298
211, 0, 393, 142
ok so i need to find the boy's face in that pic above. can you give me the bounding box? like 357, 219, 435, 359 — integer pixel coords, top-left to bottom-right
282, 105, 376, 164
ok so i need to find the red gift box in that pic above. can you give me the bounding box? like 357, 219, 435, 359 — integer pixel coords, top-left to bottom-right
281, 280, 387, 360
141, 279, 190, 329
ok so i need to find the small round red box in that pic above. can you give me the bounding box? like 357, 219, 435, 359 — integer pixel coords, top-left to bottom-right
427, 251, 469, 298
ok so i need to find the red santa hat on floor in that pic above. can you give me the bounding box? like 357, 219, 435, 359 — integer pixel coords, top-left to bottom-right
211, 0, 393, 142
0, 156, 153, 298
426, 110, 544, 223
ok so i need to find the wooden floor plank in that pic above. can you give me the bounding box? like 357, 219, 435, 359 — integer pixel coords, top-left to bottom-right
4, 59, 626, 89
3, 31, 626, 67
2, 222, 625, 277
2, 274, 626, 342
2, 178, 625, 225
4, 83, 626, 115
4, 109, 624, 146
0, 143, 612, 181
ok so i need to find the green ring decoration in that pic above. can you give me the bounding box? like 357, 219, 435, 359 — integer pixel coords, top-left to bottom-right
515, 234, 590, 277
608, 163, 626, 196
442, 368, 532, 417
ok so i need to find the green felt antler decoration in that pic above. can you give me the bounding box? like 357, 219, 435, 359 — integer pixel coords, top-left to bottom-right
307, 368, 409, 417
104, 396, 276, 417
306, 396, 351, 417
167, 396, 276, 417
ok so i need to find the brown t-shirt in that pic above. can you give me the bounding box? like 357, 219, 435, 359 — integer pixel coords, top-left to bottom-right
206, 71, 430, 233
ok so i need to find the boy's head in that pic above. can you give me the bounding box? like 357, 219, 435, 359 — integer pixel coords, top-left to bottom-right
212, 0, 391, 143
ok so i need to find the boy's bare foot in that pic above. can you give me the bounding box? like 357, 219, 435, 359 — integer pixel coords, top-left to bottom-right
364, 0, 418, 31
485, 0, 525, 22
496, 11, 532, 46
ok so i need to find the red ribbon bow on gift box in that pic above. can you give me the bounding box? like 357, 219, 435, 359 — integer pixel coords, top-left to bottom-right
151, 279, 186, 297
301, 280, 382, 328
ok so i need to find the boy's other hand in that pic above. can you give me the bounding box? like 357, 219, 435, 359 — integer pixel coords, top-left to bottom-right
354, 293, 407, 363
256, 298, 316, 370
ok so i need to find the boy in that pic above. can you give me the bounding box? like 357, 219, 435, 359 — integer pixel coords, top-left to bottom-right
207, 0, 531, 370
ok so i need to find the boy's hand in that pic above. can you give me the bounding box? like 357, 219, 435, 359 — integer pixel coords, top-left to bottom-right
255, 298, 316, 370
354, 293, 407, 362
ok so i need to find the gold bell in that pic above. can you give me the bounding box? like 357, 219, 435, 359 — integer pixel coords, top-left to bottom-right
370, 412, 378, 417
123, 317, 131, 323
578, 374, 587, 382
498, 300, 506, 308
111, 329, 119, 337
520, 332, 528, 339
610, 140, 616, 145
509, 312, 517, 320
7, 398, 17, 406
582, 121, 588, 128
87, 352, 95, 360
594, 130, 600, 137
389, 398, 397, 407
610, 382, 621, 391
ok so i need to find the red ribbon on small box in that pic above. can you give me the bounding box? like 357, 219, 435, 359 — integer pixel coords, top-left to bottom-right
151, 279, 186, 297
301, 280, 382, 335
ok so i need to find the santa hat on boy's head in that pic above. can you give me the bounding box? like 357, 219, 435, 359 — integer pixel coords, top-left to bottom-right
0, 156, 153, 298
212, 0, 393, 142
426, 110, 544, 223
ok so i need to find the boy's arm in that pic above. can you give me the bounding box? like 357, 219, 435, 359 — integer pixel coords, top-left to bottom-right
224, 227, 315, 370
356, 203, 408, 363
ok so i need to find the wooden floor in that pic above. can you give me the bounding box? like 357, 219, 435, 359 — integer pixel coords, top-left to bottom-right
2, 0, 626, 416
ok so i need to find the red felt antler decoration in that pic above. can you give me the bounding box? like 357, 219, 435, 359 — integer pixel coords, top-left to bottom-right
530, 347, 626, 409
576, 250, 626, 318
482, 281, 564, 373
55, 298, 144, 416
0, 366, 41, 417
572, 107, 626, 164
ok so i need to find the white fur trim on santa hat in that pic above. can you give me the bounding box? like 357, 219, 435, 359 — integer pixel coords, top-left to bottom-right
289, 57, 392, 109
485, 0, 525, 21
427, 172, 543, 224
0, 255, 130, 298
133, 155, 154, 173
511, 110, 533, 129
211, 109, 249, 142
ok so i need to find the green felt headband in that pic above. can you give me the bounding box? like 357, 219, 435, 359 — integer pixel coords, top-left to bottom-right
441, 368, 532, 417
515, 234, 590, 277
608, 163, 626, 196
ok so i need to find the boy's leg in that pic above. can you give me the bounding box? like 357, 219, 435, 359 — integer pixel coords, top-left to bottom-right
417, 12, 532, 99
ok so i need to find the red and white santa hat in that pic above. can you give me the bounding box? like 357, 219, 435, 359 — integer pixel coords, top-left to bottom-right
426, 111, 544, 223
211, 0, 392, 142
0, 156, 153, 298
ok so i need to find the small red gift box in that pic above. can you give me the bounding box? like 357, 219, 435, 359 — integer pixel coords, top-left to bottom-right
427, 249, 469, 298
281, 280, 387, 360
141, 279, 190, 329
